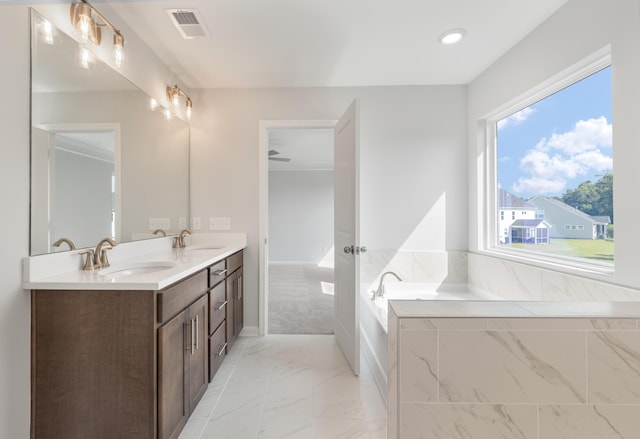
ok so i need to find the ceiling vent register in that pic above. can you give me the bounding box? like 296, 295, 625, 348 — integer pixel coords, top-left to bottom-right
167, 9, 209, 39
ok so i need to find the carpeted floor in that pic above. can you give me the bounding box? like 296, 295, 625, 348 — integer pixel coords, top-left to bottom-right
268, 264, 335, 334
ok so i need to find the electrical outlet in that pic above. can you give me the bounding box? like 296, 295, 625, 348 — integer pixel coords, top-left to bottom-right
178, 217, 187, 229
209, 217, 231, 230
192, 217, 201, 230
149, 217, 170, 230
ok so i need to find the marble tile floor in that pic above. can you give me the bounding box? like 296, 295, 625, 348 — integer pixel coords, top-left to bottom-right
178, 334, 386, 439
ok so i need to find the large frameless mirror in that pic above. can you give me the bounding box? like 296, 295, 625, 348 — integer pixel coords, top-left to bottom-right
30, 9, 190, 255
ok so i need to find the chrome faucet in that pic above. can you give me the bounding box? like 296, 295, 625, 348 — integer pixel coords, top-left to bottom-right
174, 228, 192, 248
52, 237, 76, 251
94, 237, 118, 268
152, 229, 167, 237
371, 271, 403, 300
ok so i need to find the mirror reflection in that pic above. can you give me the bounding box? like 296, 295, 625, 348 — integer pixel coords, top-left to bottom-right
30, 10, 190, 255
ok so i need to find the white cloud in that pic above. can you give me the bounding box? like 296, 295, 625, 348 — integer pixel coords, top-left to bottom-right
543, 116, 612, 154
497, 107, 535, 130
511, 116, 613, 195
513, 176, 566, 194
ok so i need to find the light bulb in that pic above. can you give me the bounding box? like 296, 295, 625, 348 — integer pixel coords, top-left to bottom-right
112, 46, 124, 68
163, 108, 172, 120
78, 45, 93, 69
78, 16, 92, 41
149, 98, 158, 111
41, 20, 53, 45
112, 33, 125, 68
172, 93, 180, 107
185, 98, 193, 120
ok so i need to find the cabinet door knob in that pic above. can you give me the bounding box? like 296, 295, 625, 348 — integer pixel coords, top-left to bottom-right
344, 245, 353, 254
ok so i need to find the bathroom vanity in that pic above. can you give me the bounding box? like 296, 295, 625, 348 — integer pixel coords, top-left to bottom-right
387, 299, 640, 439
26, 238, 244, 439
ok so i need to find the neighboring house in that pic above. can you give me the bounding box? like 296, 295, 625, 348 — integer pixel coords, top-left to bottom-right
509, 218, 552, 244
497, 188, 545, 244
529, 196, 610, 239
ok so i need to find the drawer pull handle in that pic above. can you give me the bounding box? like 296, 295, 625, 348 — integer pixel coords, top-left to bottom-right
216, 300, 228, 311
195, 314, 199, 351
212, 269, 228, 276
216, 342, 228, 357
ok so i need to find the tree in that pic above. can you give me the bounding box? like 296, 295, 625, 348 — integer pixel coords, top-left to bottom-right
561, 173, 613, 222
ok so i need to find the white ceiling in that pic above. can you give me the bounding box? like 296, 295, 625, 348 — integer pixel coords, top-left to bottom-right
108, 0, 568, 89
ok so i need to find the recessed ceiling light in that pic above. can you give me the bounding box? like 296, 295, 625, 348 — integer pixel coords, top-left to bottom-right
438, 28, 466, 45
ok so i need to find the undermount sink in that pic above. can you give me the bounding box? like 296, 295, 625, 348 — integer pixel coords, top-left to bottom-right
98, 261, 177, 278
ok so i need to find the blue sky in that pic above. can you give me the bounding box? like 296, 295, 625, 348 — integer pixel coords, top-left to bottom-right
497, 66, 612, 199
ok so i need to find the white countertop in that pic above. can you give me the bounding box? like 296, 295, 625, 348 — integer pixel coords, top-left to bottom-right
390, 300, 640, 319
23, 233, 246, 291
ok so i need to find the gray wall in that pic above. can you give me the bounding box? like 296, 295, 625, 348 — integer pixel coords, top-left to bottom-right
189, 85, 468, 329
268, 170, 334, 263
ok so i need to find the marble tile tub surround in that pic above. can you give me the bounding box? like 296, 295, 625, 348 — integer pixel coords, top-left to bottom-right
388, 302, 640, 439
468, 252, 640, 301
23, 232, 247, 290
360, 250, 467, 287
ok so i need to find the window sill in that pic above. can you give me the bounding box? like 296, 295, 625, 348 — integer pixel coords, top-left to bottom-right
475, 247, 614, 282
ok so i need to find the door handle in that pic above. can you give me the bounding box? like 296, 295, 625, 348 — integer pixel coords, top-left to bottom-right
344, 245, 367, 254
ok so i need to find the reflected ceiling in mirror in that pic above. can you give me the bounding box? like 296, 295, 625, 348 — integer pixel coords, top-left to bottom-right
30, 9, 190, 256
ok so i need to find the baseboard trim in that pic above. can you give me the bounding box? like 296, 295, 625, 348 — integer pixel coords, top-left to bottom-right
239, 326, 260, 337
361, 329, 387, 405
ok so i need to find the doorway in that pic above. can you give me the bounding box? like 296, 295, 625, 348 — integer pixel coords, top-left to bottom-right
258, 120, 336, 335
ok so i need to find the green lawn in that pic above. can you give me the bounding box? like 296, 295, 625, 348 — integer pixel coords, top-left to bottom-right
507, 238, 614, 263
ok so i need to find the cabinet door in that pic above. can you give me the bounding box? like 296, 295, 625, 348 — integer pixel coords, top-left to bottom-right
187, 295, 208, 411
226, 272, 235, 350
158, 309, 188, 439
233, 268, 243, 338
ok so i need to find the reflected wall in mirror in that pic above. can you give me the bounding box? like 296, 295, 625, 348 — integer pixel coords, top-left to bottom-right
30, 9, 190, 255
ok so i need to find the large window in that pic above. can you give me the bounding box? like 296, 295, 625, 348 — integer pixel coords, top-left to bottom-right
493, 65, 612, 266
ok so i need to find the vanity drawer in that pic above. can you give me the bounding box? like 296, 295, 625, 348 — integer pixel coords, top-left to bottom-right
157, 271, 207, 324
208, 260, 227, 287
227, 250, 243, 274
208, 322, 226, 382
208, 281, 226, 334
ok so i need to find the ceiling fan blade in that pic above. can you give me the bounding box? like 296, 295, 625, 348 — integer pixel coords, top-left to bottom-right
268, 157, 291, 162
268, 149, 280, 156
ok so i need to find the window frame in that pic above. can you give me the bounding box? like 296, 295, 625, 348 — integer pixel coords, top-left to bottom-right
481, 47, 613, 277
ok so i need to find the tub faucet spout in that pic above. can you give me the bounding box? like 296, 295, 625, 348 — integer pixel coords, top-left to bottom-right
371, 271, 403, 300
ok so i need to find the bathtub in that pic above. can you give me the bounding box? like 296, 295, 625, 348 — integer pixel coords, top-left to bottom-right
359, 282, 496, 402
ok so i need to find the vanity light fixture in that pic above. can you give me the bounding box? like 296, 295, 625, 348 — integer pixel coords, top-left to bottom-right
70, 0, 125, 68
166, 84, 193, 121
438, 28, 466, 45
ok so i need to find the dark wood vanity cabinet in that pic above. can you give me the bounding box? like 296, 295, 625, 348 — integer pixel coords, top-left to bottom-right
158, 293, 208, 439
207, 250, 243, 380
225, 250, 244, 350
30, 250, 244, 439
31, 270, 209, 439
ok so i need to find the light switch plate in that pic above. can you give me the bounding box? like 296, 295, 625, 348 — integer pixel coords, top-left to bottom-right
209, 217, 231, 230
192, 217, 202, 230
178, 217, 187, 229
149, 217, 170, 230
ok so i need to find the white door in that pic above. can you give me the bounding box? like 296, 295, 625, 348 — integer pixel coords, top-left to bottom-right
334, 99, 360, 375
